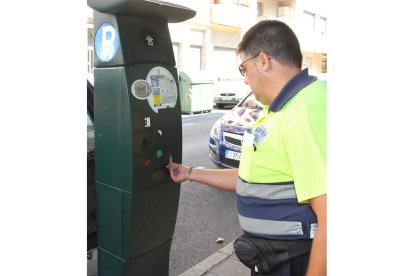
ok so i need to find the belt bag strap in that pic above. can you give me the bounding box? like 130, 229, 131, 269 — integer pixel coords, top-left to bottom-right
233, 234, 313, 273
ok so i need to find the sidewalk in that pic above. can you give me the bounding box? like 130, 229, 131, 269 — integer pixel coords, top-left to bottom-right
87, 241, 250, 276
178, 241, 250, 276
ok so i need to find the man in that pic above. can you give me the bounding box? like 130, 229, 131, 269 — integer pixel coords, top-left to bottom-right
167, 20, 326, 276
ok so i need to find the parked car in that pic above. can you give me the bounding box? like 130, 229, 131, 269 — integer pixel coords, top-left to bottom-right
209, 92, 263, 168
213, 74, 250, 109
87, 80, 97, 252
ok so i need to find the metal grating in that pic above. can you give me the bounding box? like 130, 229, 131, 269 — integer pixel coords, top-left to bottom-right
223, 132, 243, 147
222, 157, 240, 168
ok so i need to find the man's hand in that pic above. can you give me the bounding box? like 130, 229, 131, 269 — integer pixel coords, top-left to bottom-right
167, 161, 238, 191
166, 161, 190, 183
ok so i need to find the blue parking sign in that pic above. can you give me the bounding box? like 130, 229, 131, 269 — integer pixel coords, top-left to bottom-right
94, 22, 120, 62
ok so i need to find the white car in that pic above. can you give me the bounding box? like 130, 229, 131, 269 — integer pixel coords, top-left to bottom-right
213, 76, 250, 109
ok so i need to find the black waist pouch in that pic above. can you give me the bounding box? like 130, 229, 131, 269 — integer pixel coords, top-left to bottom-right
233, 234, 312, 274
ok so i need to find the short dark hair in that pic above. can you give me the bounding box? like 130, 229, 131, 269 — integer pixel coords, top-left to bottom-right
237, 20, 302, 69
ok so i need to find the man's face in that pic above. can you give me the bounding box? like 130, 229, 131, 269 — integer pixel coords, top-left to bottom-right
239, 53, 264, 104
238, 54, 259, 77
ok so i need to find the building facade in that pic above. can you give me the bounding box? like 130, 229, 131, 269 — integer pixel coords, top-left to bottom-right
87, 0, 327, 80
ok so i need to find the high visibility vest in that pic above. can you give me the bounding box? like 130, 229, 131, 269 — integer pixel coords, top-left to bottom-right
237, 79, 326, 240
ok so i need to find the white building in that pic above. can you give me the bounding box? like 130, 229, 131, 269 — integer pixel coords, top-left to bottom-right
87, 0, 327, 79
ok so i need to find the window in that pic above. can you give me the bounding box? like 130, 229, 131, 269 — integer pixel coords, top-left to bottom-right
319, 17, 327, 35
305, 57, 313, 70
87, 28, 95, 75
87, 28, 94, 47
277, 6, 290, 22
303, 11, 315, 33
322, 59, 327, 73
257, 2, 263, 16
173, 43, 180, 68
212, 47, 238, 76
233, 0, 249, 7
87, 47, 94, 74
188, 45, 202, 71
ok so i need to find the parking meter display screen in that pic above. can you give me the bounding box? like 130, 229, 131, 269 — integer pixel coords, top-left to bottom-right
146, 66, 177, 113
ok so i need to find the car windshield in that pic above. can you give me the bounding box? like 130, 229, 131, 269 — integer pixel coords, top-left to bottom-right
87, 114, 93, 128
239, 93, 263, 110
87, 114, 94, 153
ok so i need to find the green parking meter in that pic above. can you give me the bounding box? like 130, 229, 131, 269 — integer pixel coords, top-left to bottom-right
87, 0, 195, 275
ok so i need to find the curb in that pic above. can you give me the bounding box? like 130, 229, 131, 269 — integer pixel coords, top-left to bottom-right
179, 241, 235, 276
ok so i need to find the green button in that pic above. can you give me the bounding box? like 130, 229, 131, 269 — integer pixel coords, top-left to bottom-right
156, 150, 163, 158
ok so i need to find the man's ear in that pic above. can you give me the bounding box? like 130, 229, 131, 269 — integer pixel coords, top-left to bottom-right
258, 52, 271, 71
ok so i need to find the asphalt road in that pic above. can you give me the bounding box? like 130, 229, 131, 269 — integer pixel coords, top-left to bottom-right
168, 109, 243, 276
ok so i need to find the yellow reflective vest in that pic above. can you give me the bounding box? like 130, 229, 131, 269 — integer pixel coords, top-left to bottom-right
237, 69, 326, 240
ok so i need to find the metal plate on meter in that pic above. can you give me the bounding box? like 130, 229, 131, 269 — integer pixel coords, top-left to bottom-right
146, 66, 177, 113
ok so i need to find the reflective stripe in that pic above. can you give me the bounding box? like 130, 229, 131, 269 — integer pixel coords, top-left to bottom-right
238, 214, 304, 236
236, 178, 296, 200
236, 178, 317, 239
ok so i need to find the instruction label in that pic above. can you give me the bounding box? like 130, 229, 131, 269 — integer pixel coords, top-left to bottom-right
146, 67, 177, 113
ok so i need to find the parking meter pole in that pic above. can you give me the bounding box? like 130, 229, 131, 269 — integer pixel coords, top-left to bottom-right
87, 1, 195, 275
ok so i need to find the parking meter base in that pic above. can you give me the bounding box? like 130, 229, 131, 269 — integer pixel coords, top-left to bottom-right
98, 240, 172, 276
98, 248, 124, 276
124, 240, 172, 276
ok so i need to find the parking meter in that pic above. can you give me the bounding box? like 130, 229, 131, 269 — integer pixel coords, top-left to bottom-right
87, 0, 195, 275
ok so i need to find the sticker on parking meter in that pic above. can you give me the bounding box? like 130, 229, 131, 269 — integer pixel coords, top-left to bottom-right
94, 23, 120, 62
146, 67, 177, 113
131, 79, 150, 99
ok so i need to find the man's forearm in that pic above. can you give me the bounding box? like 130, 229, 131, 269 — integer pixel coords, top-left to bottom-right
306, 226, 326, 276
307, 194, 327, 276
188, 167, 238, 191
